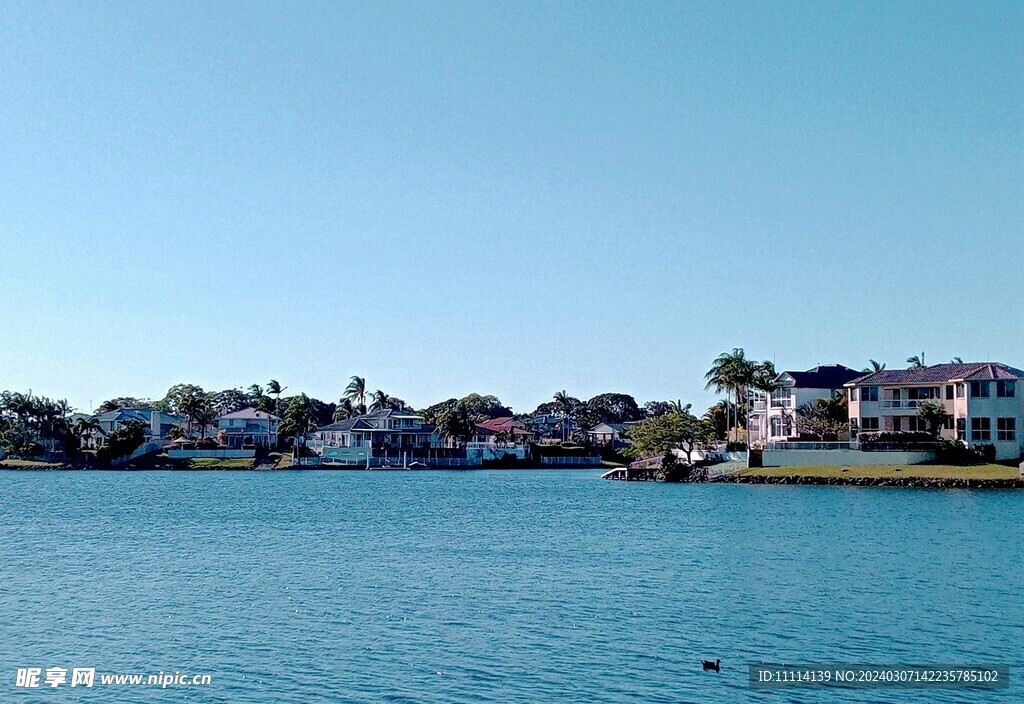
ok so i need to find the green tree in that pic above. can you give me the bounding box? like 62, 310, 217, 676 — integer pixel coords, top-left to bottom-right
863, 359, 886, 373
916, 399, 950, 436
435, 402, 475, 446
344, 376, 368, 408
907, 352, 926, 368
625, 411, 714, 465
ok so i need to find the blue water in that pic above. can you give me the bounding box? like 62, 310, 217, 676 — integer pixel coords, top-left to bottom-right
1, 470, 1021, 703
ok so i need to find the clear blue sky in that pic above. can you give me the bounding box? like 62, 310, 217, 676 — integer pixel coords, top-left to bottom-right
1, 1, 1021, 414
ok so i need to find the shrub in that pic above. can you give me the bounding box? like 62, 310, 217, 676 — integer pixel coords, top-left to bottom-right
935, 439, 984, 466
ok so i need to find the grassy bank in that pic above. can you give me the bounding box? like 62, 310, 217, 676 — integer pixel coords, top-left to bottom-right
738, 464, 1017, 480
0, 459, 68, 469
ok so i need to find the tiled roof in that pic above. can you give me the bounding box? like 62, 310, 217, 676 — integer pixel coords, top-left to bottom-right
780, 364, 863, 389
476, 417, 522, 432
218, 407, 281, 421
847, 362, 1024, 386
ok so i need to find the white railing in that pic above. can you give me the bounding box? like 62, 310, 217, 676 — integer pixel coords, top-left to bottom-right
765, 441, 855, 451
881, 400, 923, 409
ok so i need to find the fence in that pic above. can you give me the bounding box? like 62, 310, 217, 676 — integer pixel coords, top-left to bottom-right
540, 455, 602, 466
167, 449, 256, 459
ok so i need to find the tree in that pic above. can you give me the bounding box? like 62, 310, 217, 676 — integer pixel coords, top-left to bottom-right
643, 401, 675, 418
584, 393, 644, 425
267, 379, 287, 415
278, 394, 319, 447
369, 390, 407, 412
907, 353, 926, 369
705, 349, 759, 442
177, 389, 213, 438
160, 384, 207, 416
97, 420, 146, 463
863, 359, 886, 373
951, 357, 963, 364
333, 398, 359, 422
344, 376, 368, 408
95, 397, 152, 414
625, 411, 715, 465
212, 388, 249, 415
916, 399, 950, 436
435, 402, 475, 446
796, 394, 849, 440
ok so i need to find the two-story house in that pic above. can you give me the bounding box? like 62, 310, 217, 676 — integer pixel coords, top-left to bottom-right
749, 364, 863, 444
92, 408, 184, 447
846, 362, 1024, 460
307, 409, 440, 465
217, 407, 280, 449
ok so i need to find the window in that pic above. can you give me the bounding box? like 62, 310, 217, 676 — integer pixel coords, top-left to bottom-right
971, 417, 991, 442
861, 417, 879, 431
945, 385, 954, 400
997, 381, 1016, 398
997, 418, 1016, 442
908, 387, 940, 400
970, 381, 990, 398
850, 388, 858, 402
943, 416, 954, 430
861, 387, 878, 402
908, 417, 929, 432
885, 388, 902, 401
891, 417, 903, 432
956, 384, 965, 398
956, 418, 966, 440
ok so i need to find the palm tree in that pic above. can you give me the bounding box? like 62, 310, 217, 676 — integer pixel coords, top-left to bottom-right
907, 352, 926, 369
951, 357, 963, 364
344, 376, 367, 408
332, 398, 358, 423
705, 349, 757, 443
267, 379, 287, 415
864, 359, 886, 373
668, 399, 692, 414
748, 361, 779, 446
553, 390, 574, 441
369, 390, 391, 412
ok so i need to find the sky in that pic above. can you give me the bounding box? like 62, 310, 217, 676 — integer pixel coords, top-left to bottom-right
0, 0, 1021, 415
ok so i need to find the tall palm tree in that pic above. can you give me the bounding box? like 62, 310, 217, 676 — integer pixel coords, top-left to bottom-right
369, 390, 391, 412
344, 376, 367, 408
668, 399, 692, 414
553, 390, 575, 441
951, 357, 963, 364
267, 379, 287, 415
907, 352, 926, 369
705, 349, 757, 443
864, 359, 886, 373
332, 398, 358, 423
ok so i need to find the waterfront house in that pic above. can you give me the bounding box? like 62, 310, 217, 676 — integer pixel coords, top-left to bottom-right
466, 422, 530, 462
216, 407, 280, 449
307, 409, 441, 465
586, 422, 632, 447
846, 362, 1024, 461
748, 364, 863, 445
92, 408, 184, 447
525, 413, 577, 443
476, 416, 532, 442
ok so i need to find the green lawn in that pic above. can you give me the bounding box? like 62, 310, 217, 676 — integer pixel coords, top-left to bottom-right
0, 459, 66, 469
183, 458, 255, 470
739, 464, 1018, 480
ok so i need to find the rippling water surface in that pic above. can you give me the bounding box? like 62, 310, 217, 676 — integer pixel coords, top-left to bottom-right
1, 470, 1022, 703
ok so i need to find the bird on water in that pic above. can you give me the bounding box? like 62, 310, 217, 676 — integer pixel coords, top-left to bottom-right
701, 659, 721, 673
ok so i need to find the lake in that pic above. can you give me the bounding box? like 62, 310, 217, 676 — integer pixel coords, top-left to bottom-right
1, 470, 1021, 702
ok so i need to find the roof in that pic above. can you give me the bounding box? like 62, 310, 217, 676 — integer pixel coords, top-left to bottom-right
777, 364, 863, 389
846, 362, 1024, 386
218, 407, 281, 421
314, 417, 436, 434
94, 408, 182, 424
589, 422, 628, 433
361, 408, 423, 419
476, 417, 527, 433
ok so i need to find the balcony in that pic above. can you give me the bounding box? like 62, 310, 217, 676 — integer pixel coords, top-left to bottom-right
880, 400, 922, 409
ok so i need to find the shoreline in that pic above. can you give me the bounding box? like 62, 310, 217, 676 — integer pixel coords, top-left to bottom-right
712, 474, 1024, 489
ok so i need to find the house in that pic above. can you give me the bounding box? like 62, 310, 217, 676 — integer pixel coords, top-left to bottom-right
476, 416, 533, 442
217, 407, 280, 449
91, 408, 184, 447
586, 422, 631, 447
466, 422, 530, 462
846, 362, 1024, 461
748, 364, 864, 444
524, 414, 577, 443
307, 409, 441, 464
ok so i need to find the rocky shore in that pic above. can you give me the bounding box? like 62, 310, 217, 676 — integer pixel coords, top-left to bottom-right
711, 474, 1024, 489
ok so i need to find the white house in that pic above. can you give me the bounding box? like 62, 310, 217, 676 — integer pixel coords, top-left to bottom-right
217, 407, 280, 449
846, 362, 1024, 461
307, 409, 440, 464
748, 364, 863, 445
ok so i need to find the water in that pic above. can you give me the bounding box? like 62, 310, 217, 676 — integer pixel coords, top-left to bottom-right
1, 470, 1021, 703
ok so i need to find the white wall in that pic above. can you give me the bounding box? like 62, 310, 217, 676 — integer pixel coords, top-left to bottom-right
168, 449, 256, 459
762, 448, 935, 467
